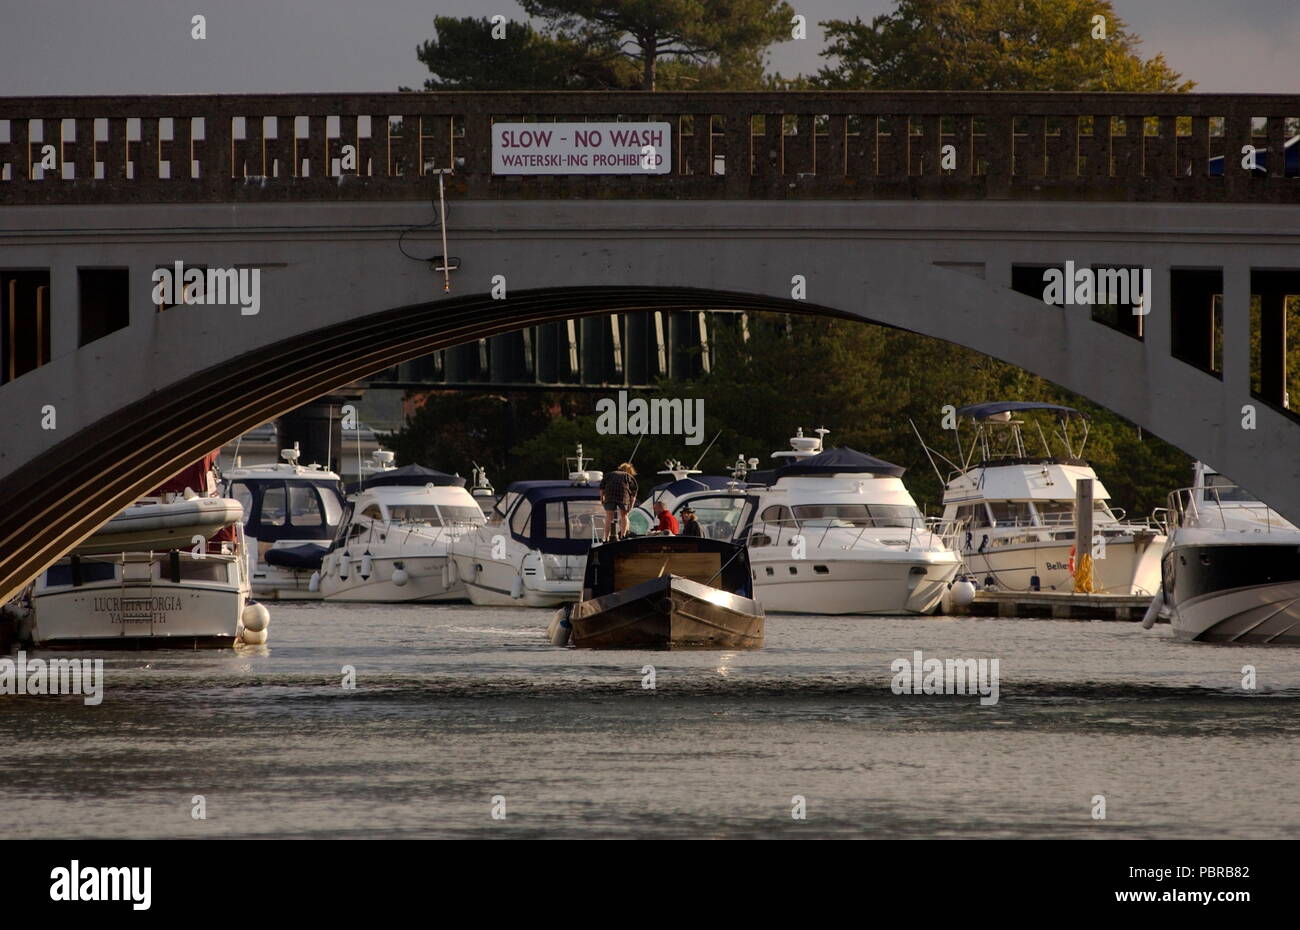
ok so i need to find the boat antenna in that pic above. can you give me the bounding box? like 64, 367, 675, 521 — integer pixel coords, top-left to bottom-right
689, 430, 723, 471
908, 418, 947, 485
327, 405, 336, 472
355, 416, 363, 488
627, 431, 645, 465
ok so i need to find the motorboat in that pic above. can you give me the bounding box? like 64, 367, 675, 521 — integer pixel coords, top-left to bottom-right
221, 443, 346, 599
1143, 462, 1300, 644
637, 430, 963, 615
926, 402, 1165, 595
548, 535, 764, 649
29, 452, 269, 649
448, 445, 604, 607
314, 456, 486, 602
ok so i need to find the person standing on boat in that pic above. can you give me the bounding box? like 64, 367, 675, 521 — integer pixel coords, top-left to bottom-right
680, 506, 703, 538
600, 463, 638, 541
653, 500, 680, 535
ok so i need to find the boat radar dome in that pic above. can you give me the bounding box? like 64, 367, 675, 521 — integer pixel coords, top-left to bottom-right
773, 427, 828, 460
371, 450, 396, 468
281, 443, 301, 467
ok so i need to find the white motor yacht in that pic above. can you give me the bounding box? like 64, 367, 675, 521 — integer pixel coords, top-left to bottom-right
30, 452, 269, 648
928, 402, 1165, 595
1143, 462, 1300, 644
640, 430, 963, 615
448, 446, 605, 607
221, 444, 346, 599
315, 456, 486, 602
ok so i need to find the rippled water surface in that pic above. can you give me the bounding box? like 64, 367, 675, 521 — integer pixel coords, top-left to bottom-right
2, 603, 1298, 839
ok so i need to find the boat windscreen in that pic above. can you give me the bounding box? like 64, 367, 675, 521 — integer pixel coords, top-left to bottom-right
789, 503, 922, 528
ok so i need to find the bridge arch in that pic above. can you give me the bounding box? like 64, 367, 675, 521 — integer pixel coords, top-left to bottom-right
2, 196, 1298, 601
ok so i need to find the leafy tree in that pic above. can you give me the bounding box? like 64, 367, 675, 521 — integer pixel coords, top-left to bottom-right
815, 0, 1193, 92
519, 0, 796, 90
413, 16, 636, 90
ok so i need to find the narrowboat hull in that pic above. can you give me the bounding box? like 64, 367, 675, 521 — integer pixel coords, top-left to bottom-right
561, 574, 764, 649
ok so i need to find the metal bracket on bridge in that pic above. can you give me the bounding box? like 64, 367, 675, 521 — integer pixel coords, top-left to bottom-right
431, 168, 460, 293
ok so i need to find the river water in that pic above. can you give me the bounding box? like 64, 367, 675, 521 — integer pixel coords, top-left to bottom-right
2, 603, 1297, 839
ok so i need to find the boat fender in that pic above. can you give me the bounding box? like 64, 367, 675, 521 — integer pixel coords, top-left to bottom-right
510, 574, 525, 599
949, 579, 976, 608
308, 571, 321, 593
548, 607, 572, 646
241, 602, 270, 633
1141, 590, 1164, 630
446, 558, 458, 584
360, 553, 373, 581
392, 567, 410, 587
240, 627, 268, 646
338, 552, 350, 580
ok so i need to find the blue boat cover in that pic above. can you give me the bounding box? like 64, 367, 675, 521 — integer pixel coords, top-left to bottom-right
773, 447, 905, 478
956, 401, 1086, 420
647, 475, 737, 498
265, 543, 329, 570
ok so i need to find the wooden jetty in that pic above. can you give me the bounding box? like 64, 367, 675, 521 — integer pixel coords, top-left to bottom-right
953, 590, 1162, 622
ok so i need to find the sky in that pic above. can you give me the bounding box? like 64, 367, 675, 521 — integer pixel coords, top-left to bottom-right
0, 0, 1296, 94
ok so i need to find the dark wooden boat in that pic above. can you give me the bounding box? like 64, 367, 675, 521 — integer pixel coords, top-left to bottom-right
548, 536, 764, 649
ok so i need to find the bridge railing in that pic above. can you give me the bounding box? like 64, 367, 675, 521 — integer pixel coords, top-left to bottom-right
0, 92, 1295, 203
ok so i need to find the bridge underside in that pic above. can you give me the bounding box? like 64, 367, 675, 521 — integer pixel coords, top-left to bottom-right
1, 198, 1298, 601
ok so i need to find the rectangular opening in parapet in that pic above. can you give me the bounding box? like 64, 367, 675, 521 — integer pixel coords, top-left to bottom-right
1249, 270, 1300, 417
78, 268, 130, 347
0, 269, 52, 383
1170, 269, 1223, 378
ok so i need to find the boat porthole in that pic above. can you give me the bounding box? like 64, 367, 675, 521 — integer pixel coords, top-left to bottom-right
814, 565, 829, 574
788, 566, 798, 574
765, 567, 775, 576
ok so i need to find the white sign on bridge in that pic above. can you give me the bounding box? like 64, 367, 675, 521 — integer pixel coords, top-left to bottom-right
492, 122, 671, 175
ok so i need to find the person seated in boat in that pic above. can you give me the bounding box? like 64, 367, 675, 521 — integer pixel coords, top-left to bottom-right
600, 463, 638, 541
679, 506, 703, 538
653, 501, 680, 535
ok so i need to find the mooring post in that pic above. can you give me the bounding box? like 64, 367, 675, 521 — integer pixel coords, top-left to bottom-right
1075, 477, 1094, 593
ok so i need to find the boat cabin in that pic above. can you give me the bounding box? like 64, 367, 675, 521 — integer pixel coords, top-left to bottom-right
582, 536, 754, 601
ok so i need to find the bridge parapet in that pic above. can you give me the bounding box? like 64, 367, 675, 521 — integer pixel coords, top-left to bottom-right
0, 92, 1295, 204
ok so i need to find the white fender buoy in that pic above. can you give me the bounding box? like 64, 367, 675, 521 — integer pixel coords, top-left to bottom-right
308, 571, 321, 593
392, 567, 409, 587
240, 627, 268, 645
241, 602, 270, 633
510, 574, 525, 599
1141, 590, 1165, 629
950, 580, 977, 609
338, 552, 350, 580
446, 558, 458, 584
360, 553, 373, 581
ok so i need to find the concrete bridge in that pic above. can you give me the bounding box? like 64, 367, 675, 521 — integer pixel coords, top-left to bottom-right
1, 91, 1298, 602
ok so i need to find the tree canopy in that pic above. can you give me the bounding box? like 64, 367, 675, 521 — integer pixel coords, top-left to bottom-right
815, 0, 1193, 92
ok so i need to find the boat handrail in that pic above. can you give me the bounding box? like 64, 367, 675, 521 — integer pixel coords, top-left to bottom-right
745, 515, 959, 553
1166, 484, 1292, 533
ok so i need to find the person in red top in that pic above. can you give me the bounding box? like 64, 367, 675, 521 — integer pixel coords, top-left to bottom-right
653, 501, 679, 535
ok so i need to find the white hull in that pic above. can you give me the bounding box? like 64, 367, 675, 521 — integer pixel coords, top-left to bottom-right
33, 572, 249, 647
961, 535, 1163, 595
251, 562, 321, 600
449, 552, 582, 608
1170, 580, 1300, 644
320, 554, 465, 603
751, 553, 960, 615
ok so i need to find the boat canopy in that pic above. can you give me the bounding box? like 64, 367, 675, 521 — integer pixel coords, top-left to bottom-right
348, 464, 466, 492
956, 401, 1087, 420
504, 480, 603, 555
770, 446, 905, 479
